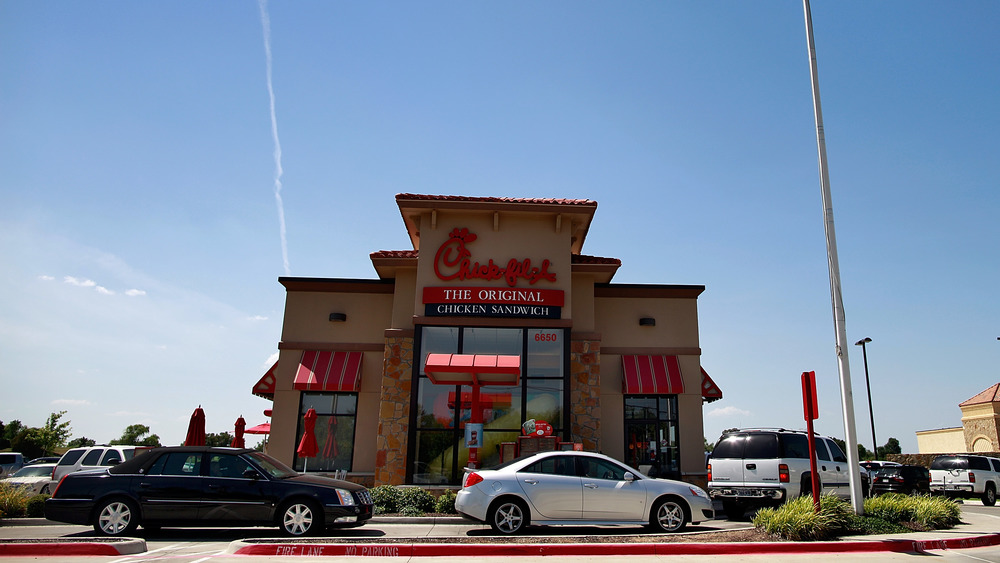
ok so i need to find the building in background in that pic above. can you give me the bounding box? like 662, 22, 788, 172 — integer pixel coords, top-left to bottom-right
916, 383, 1000, 453
253, 194, 723, 487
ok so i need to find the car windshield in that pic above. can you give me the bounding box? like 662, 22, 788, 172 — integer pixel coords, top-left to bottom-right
247, 452, 298, 479
10, 465, 50, 477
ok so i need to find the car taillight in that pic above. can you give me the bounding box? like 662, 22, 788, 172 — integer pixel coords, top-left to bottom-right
51, 475, 68, 497
779, 464, 790, 483
463, 472, 484, 488
707, 463, 712, 482
970, 472, 976, 483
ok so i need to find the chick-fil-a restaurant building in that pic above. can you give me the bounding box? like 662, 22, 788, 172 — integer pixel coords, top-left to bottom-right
252, 194, 722, 488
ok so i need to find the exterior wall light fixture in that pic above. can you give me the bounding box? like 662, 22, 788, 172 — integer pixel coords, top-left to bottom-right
329, 313, 348, 322
639, 317, 656, 327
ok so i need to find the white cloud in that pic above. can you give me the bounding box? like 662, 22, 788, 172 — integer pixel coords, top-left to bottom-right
248, 315, 268, 321
96, 286, 115, 295
38, 275, 55, 281
64, 276, 96, 287
707, 406, 752, 417
125, 289, 146, 297
52, 398, 92, 406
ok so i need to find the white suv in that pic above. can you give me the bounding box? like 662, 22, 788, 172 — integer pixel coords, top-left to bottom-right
708, 428, 851, 517
50, 445, 148, 484
929, 454, 1000, 506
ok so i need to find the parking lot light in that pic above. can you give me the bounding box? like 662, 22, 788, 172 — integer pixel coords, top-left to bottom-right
855, 337, 877, 460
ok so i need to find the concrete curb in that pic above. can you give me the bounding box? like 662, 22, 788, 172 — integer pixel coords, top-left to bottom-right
229, 532, 1000, 557
0, 538, 146, 556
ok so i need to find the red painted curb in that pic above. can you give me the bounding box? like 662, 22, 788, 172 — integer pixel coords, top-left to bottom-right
0, 543, 126, 556
232, 533, 1000, 557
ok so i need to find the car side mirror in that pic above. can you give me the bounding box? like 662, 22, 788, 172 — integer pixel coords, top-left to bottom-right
624, 472, 635, 482
107, 459, 121, 466
243, 469, 259, 480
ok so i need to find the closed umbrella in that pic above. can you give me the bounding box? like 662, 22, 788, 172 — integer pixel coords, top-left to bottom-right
296, 408, 319, 472
230, 416, 246, 448
184, 406, 206, 446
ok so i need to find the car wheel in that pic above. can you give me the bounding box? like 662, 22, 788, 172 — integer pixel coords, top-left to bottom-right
93, 498, 140, 536
280, 499, 324, 536
650, 497, 687, 533
982, 484, 997, 506
488, 498, 528, 535
40, 484, 50, 495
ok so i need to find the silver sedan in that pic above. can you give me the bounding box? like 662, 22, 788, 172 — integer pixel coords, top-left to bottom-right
455, 450, 714, 534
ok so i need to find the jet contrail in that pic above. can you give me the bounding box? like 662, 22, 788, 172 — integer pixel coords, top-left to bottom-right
259, 0, 290, 276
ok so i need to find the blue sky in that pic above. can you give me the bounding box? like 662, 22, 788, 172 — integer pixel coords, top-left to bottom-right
1, 1, 997, 453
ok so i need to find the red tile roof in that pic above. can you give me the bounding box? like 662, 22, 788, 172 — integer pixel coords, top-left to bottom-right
396, 193, 597, 207
370, 250, 620, 265
960, 383, 1000, 406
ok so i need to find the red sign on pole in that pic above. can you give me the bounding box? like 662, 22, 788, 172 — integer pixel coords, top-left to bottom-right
801, 371, 819, 421
801, 371, 821, 512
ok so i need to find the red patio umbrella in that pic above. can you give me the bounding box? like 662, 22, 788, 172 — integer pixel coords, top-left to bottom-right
230, 416, 246, 448
245, 422, 270, 434
296, 408, 319, 472
184, 406, 206, 446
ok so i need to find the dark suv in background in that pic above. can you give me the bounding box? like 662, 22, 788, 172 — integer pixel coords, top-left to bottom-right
871, 464, 930, 495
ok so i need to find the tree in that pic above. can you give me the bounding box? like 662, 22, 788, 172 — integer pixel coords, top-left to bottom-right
205, 432, 233, 447
704, 437, 714, 453
38, 411, 72, 453
877, 437, 901, 459
67, 436, 97, 448
110, 424, 161, 447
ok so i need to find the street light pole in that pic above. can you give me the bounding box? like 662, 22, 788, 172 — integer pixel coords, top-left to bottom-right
855, 337, 877, 460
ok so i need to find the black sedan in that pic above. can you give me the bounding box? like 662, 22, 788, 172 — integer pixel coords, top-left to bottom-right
44, 446, 373, 536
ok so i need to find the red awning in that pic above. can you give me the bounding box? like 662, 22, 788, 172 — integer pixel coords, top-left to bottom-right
424, 354, 521, 386
621, 355, 685, 394
253, 361, 278, 400
701, 367, 723, 403
293, 351, 364, 392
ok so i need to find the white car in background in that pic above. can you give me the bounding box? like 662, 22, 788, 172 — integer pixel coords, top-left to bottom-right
2, 463, 57, 494
455, 450, 714, 534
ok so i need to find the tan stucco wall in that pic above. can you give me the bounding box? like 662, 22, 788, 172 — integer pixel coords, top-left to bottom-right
280, 291, 394, 343
270, 289, 393, 469
916, 427, 967, 454
595, 297, 700, 349
593, 295, 705, 484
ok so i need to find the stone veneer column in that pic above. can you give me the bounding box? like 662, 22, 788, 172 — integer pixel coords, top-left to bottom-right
570, 337, 601, 451
374, 334, 413, 486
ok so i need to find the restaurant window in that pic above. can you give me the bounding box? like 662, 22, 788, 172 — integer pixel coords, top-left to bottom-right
624, 395, 679, 479
293, 393, 357, 472
410, 326, 568, 485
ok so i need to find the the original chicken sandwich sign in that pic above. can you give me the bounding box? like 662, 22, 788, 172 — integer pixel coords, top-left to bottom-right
424, 228, 564, 319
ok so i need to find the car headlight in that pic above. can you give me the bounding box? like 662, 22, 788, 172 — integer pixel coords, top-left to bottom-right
335, 488, 356, 506
688, 486, 710, 499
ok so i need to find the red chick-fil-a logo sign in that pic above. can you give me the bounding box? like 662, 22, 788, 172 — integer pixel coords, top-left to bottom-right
433, 228, 556, 287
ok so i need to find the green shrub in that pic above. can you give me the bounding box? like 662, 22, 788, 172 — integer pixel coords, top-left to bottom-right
756, 493, 962, 541
26, 494, 48, 518
435, 490, 457, 514
370, 485, 403, 515
0, 483, 28, 519
753, 496, 839, 540
398, 487, 435, 514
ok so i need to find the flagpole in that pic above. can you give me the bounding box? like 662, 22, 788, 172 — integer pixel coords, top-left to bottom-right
802, 0, 865, 515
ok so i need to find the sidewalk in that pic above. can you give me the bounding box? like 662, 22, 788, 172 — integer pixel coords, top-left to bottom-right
2, 513, 999, 558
